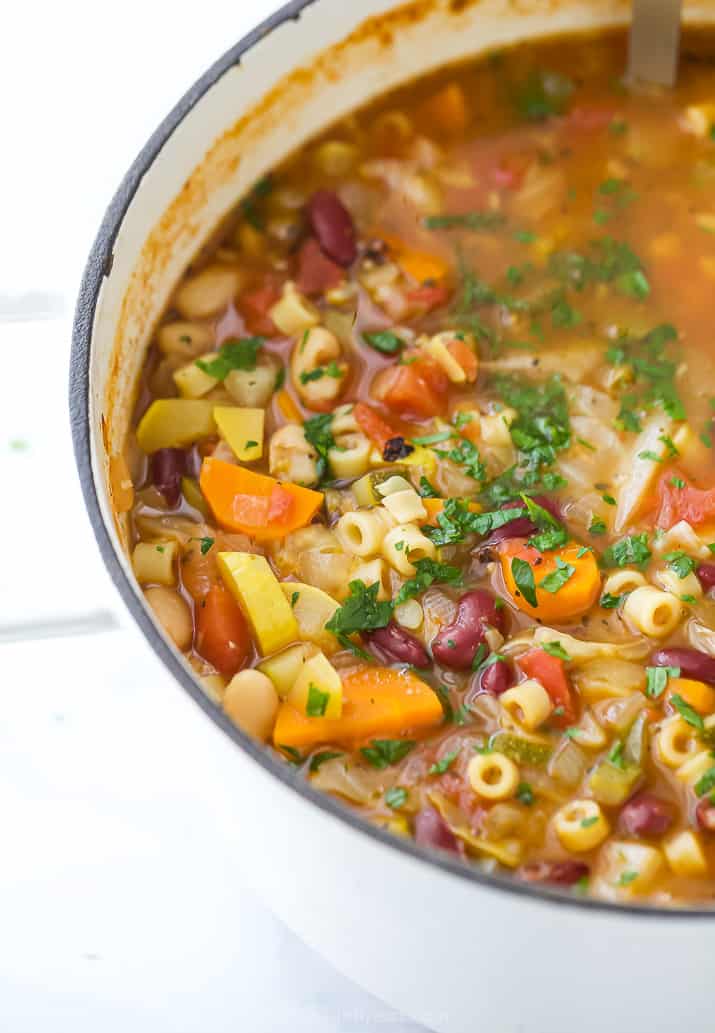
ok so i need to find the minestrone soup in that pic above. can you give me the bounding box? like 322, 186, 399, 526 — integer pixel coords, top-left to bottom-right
122, 30, 715, 903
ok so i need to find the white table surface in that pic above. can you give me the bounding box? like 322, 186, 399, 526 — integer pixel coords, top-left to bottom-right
0, 3, 426, 1029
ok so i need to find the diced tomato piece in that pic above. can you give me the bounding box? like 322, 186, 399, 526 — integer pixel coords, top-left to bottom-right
407, 283, 452, 312
376, 356, 449, 419
353, 402, 398, 451
267, 485, 295, 522
566, 105, 617, 132
491, 152, 531, 190
239, 282, 281, 336
195, 585, 251, 678
295, 237, 345, 296
656, 472, 715, 529
518, 648, 576, 728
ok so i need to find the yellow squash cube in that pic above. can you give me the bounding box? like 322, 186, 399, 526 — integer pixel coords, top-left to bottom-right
218, 552, 298, 656
288, 651, 343, 719
213, 406, 264, 462
136, 399, 216, 453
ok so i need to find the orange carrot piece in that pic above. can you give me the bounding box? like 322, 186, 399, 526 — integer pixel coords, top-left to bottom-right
380, 233, 450, 285
199, 457, 323, 541
667, 678, 715, 715
446, 337, 479, 382
272, 666, 444, 750
499, 540, 601, 623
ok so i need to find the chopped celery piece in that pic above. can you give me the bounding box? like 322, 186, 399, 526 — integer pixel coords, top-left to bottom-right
490, 733, 552, 766
588, 760, 641, 806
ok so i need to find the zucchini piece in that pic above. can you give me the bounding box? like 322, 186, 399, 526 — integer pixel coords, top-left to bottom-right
213, 406, 264, 462
218, 552, 298, 655
136, 399, 216, 453
278, 582, 340, 655
353, 466, 409, 507
489, 733, 552, 767
258, 643, 313, 699
288, 651, 343, 719
173, 354, 219, 398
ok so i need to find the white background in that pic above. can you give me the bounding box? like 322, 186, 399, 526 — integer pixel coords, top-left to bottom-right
0, 3, 425, 1029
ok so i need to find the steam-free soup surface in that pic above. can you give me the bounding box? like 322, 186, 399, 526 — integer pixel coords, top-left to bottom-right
124, 31, 715, 904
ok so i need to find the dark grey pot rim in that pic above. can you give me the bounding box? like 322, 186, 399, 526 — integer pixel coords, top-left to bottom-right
69, 0, 713, 920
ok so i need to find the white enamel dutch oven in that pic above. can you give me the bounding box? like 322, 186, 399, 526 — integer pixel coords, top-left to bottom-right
70, 2, 715, 1030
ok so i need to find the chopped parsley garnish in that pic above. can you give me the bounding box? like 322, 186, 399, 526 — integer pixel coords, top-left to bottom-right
539, 558, 575, 594
325, 580, 392, 655
511, 557, 538, 608
429, 748, 461, 775
306, 683, 330, 718
418, 476, 440, 498
278, 744, 303, 765
670, 476, 686, 490
395, 558, 463, 606
645, 665, 680, 699
363, 331, 404, 354
522, 494, 568, 552
385, 787, 408, 809
589, 518, 607, 536
608, 740, 626, 769
424, 211, 505, 231
412, 430, 454, 446
664, 551, 696, 579
191, 536, 214, 555
423, 497, 524, 547
290, 591, 300, 608
299, 361, 344, 384
581, 815, 599, 828
196, 337, 263, 380
671, 694, 705, 731
695, 766, 715, 797
602, 494, 617, 506
516, 781, 535, 806
600, 592, 624, 609
303, 412, 335, 482
638, 450, 662, 463
618, 870, 639, 887
309, 750, 342, 773
240, 174, 273, 230
434, 437, 486, 483
542, 641, 571, 662
512, 69, 574, 121
361, 739, 415, 770
601, 533, 651, 569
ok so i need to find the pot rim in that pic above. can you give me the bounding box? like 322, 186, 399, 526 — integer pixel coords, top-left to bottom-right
70, 0, 714, 920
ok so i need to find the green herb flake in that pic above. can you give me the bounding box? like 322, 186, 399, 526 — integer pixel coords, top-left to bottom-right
412, 430, 454, 446
306, 683, 330, 718
363, 331, 404, 354
309, 750, 342, 773
618, 870, 639, 887
581, 815, 599, 828
325, 579, 393, 655
645, 665, 680, 699
424, 211, 505, 232
601, 533, 651, 569
664, 550, 696, 579
303, 412, 336, 482
516, 781, 535, 806
429, 748, 461, 776
694, 766, 715, 797
385, 787, 408, 809
539, 558, 576, 594
512, 557, 538, 608
361, 739, 416, 770
196, 337, 263, 380
542, 641, 571, 662
589, 518, 607, 536
671, 693, 705, 731
395, 558, 463, 606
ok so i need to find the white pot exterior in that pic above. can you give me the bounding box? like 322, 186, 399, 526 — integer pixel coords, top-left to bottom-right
72, 2, 715, 1030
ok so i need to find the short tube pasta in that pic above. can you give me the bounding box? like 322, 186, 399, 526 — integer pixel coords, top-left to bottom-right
349, 557, 392, 600
553, 800, 610, 852
622, 586, 683, 638
382, 524, 436, 576
656, 717, 700, 768
499, 679, 553, 731
602, 569, 647, 597
328, 433, 372, 479
467, 752, 520, 800
337, 508, 395, 558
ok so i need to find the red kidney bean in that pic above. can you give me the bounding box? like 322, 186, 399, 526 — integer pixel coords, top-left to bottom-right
432, 590, 506, 670
364, 622, 429, 668
478, 658, 515, 697
306, 190, 357, 266
414, 807, 463, 856
519, 860, 589, 886
697, 563, 715, 593
485, 495, 562, 546
696, 797, 715, 833
150, 448, 186, 508
650, 647, 715, 687
619, 793, 674, 838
